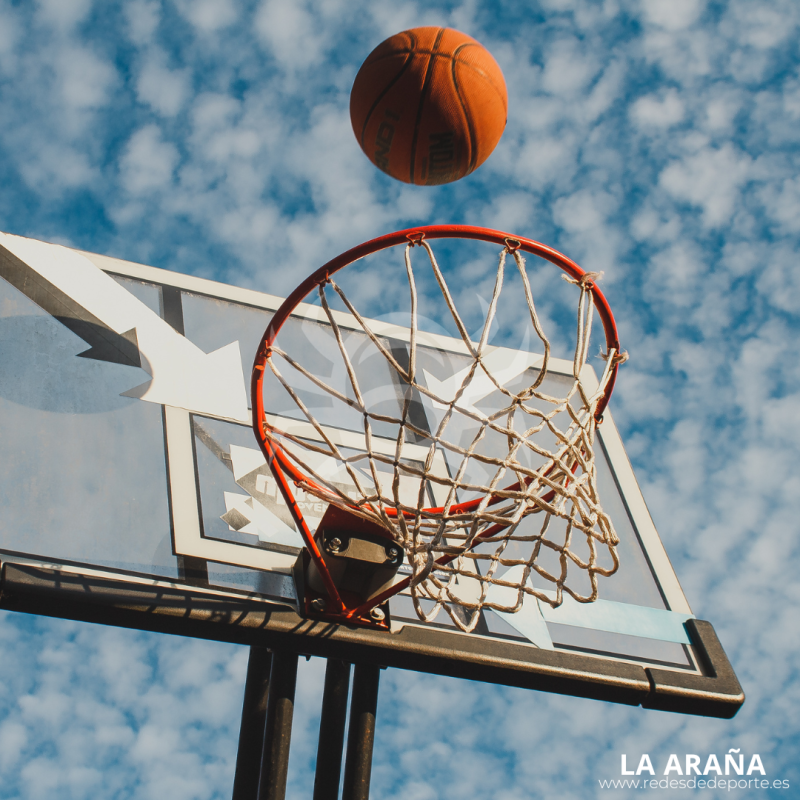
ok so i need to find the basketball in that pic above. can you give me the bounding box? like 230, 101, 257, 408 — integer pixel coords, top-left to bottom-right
350, 27, 508, 185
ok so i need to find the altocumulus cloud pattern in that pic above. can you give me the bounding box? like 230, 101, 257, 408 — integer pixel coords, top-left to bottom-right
0, 1, 798, 798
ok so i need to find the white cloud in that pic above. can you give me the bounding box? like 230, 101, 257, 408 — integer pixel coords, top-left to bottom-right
720, 240, 763, 277
136, 52, 191, 117
0, 618, 244, 798
471, 191, 538, 233
541, 0, 622, 31
612, 369, 673, 424
187, 93, 261, 163
365, 9, 443, 41
554, 187, 617, 233
727, 46, 773, 85
254, 0, 327, 71
758, 176, 800, 234
191, 92, 242, 133
639, 27, 717, 81
724, 0, 797, 50
174, 0, 239, 32
639, 0, 705, 31
751, 88, 800, 147
582, 58, 626, 121
35, 0, 93, 31
18, 143, 97, 191
0, 721, 27, 771
762, 393, 800, 447
756, 244, 800, 314
630, 206, 682, 243
642, 240, 705, 307
0, 1, 20, 72
216, 204, 280, 250
630, 88, 684, 128
119, 125, 179, 194
124, 0, 160, 45
702, 87, 742, 133
783, 77, 800, 120
659, 143, 752, 227
56, 45, 117, 111
511, 135, 578, 188
206, 127, 261, 161
731, 319, 792, 417
540, 37, 600, 95
552, 187, 624, 270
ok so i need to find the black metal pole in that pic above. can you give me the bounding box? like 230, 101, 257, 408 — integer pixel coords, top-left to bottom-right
257, 651, 298, 800
232, 646, 273, 800
341, 663, 381, 800
313, 660, 352, 800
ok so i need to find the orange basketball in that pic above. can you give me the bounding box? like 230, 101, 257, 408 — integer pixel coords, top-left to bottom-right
350, 27, 508, 185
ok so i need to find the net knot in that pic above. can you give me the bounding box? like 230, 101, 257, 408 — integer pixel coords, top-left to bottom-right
600, 349, 629, 365
562, 270, 604, 289
409, 550, 434, 586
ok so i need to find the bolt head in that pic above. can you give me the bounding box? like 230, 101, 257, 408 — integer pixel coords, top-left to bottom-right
369, 606, 386, 622
327, 537, 342, 553
310, 598, 327, 613
388, 546, 400, 559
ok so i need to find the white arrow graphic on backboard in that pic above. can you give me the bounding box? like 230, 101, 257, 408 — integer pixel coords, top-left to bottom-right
422, 346, 542, 415
0, 232, 249, 422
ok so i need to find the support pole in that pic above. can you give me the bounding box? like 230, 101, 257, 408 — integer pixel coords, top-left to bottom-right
341, 663, 381, 800
257, 651, 298, 800
313, 660, 352, 800
232, 646, 273, 800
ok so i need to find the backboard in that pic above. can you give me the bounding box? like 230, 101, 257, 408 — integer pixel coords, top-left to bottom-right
0, 231, 743, 717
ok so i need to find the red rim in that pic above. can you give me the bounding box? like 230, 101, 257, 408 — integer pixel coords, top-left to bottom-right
251, 225, 622, 617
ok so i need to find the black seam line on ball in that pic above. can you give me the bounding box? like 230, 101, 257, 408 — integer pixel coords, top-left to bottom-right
365, 45, 504, 88
451, 43, 477, 175
367, 47, 470, 62
450, 45, 508, 110
362, 30, 415, 66
409, 27, 445, 184
359, 39, 416, 148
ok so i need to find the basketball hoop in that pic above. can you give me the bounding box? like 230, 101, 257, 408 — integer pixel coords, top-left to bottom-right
252, 225, 625, 631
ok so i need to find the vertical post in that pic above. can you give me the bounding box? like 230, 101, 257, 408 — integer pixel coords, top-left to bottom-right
257, 651, 299, 800
313, 660, 352, 800
341, 663, 381, 800
232, 647, 273, 800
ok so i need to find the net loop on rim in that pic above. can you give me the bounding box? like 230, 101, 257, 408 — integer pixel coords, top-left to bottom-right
563, 270, 604, 289
601, 349, 630, 365
254, 228, 623, 632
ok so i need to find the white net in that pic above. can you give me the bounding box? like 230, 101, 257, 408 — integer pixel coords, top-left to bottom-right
262, 238, 625, 632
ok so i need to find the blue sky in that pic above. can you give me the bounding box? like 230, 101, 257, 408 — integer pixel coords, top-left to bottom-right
0, 0, 799, 798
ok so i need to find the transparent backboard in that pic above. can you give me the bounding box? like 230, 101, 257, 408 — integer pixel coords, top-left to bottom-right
0, 231, 713, 685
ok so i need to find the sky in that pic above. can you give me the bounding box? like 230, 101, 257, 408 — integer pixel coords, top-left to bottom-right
0, 0, 798, 798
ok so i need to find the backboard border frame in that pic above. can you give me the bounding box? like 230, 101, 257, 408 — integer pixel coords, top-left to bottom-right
83, 248, 692, 615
